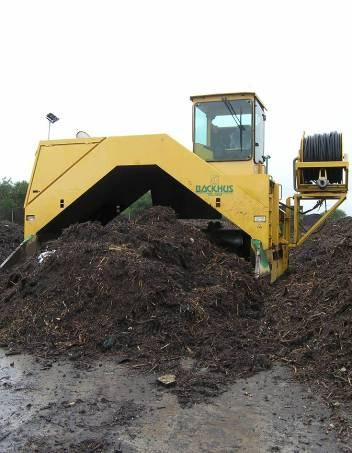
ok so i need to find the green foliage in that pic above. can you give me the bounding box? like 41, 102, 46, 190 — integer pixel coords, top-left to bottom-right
121, 191, 152, 218
0, 178, 28, 223
330, 209, 347, 220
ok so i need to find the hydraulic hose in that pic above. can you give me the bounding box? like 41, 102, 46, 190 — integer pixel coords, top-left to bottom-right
302, 132, 343, 183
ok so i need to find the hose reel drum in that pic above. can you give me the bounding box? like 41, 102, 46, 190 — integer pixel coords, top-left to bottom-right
302, 132, 343, 189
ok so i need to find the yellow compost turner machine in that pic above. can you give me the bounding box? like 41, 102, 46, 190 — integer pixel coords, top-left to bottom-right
1, 93, 349, 282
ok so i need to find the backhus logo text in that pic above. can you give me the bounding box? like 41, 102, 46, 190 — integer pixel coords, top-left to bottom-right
195, 184, 234, 196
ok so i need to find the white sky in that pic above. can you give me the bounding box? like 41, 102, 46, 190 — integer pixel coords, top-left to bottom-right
0, 0, 351, 213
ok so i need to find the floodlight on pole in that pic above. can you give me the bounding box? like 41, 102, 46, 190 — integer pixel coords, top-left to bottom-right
46, 113, 59, 139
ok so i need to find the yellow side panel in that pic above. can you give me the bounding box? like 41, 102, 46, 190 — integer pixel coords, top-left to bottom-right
27, 139, 104, 203
193, 144, 214, 161
24, 135, 271, 249
210, 161, 265, 175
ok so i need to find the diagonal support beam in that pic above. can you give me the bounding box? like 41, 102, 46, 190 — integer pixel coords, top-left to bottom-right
296, 195, 346, 247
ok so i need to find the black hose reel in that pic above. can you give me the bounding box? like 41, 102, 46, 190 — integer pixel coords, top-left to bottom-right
302, 132, 343, 188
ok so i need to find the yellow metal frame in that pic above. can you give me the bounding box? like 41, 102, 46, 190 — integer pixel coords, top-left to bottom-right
19, 94, 348, 284
23, 133, 287, 281
24, 135, 272, 245
295, 131, 348, 193
295, 160, 349, 193
289, 193, 347, 248
289, 131, 349, 248
190, 92, 266, 110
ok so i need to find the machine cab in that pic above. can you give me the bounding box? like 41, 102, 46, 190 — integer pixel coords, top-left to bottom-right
191, 93, 266, 170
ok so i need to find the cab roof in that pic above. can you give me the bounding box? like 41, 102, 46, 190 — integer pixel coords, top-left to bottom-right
190, 92, 266, 110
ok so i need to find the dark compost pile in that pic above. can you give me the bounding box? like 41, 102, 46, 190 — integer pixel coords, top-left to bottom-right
265, 217, 352, 436
0, 207, 269, 402
0, 220, 23, 263
1, 207, 352, 428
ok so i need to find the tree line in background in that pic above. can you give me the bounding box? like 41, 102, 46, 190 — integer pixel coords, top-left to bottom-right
121, 192, 152, 218
0, 178, 28, 224
0, 178, 347, 225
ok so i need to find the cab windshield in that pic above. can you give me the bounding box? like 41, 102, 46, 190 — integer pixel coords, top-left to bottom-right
194, 99, 253, 161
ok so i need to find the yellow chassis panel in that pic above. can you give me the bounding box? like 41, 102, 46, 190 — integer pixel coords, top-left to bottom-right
24, 133, 347, 283
25, 135, 270, 244
24, 134, 287, 279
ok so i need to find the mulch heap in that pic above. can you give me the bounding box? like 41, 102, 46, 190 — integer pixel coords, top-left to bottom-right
0, 220, 23, 263
1, 208, 352, 423
265, 216, 352, 436
0, 207, 270, 403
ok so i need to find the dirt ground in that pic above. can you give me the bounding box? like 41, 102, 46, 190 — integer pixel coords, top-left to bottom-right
0, 348, 344, 452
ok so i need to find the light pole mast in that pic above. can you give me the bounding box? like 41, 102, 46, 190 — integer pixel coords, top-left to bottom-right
46, 113, 59, 139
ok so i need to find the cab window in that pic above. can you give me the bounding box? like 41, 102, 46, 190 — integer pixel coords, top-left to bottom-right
194, 99, 253, 161
195, 107, 207, 146
254, 101, 265, 163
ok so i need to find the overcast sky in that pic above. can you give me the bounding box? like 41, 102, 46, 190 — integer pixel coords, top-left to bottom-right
1, 0, 351, 213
